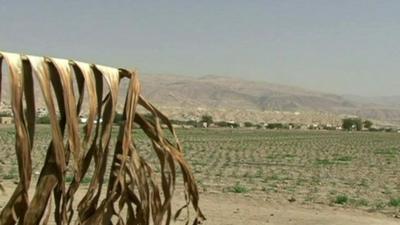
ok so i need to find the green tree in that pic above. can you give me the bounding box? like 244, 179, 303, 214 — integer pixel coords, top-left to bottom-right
266, 123, 283, 129
215, 121, 229, 127
244, 122, 253, 127
342, 118, 362, 131
201, 114, 213, 126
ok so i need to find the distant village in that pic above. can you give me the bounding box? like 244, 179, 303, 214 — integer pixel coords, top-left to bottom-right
166, 115, 396, 132
0, 104, 397, 132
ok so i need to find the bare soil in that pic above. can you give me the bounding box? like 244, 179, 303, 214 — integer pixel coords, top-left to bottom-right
179, 192, 400, 225
1, 182, 399, 225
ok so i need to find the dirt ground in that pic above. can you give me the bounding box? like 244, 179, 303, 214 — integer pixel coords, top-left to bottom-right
183, 192, 400, 225
1, 183, 399, 225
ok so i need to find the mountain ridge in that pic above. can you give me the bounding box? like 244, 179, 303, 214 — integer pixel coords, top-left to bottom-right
137, 74, 400, 126
0, 72, 399, 126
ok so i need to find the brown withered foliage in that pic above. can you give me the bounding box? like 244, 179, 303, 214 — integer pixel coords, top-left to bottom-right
0, 51, 205, 225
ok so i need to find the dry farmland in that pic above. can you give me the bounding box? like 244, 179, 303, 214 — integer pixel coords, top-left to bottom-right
1, 125, 400, 224
179, 129, 400, 210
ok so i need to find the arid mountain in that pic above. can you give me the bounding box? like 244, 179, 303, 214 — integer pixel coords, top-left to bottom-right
1, 72, 400, 126
137, 74, 400, 126
140, 74, 355, 111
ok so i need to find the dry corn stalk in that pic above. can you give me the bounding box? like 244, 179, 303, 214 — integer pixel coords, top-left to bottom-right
0, 51, 205, 225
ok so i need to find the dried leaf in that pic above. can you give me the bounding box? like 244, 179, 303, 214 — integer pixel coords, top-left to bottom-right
0, 51, 204, 225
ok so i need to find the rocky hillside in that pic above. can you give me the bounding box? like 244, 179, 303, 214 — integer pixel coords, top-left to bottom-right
138, 74, 400, 125
1, 72, 400, 126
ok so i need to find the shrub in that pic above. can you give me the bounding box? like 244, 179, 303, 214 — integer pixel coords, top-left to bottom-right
36, 115, 51, 124
229, 122, 240, 128
334, 194, 349, 205
266, 123, 283, 129
363, 120, 373, 129
215, 121, 229, 127
389, 198, 400, 207
230, 183, 249, 193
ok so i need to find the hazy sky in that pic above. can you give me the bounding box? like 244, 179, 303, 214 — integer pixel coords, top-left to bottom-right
1, 1, 399, 96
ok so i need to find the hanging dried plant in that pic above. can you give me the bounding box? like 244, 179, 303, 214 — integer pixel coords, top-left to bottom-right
0, 51, 205, 225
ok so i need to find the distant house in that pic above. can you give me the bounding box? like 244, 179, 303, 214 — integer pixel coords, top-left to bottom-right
79, 116, 104, 124
36, 107, 48, 118
299, 125, 308, 130
227, 120, 239, 128
79, 117, 88, 124
309, 123, 320, 130
93, 118, 103, 124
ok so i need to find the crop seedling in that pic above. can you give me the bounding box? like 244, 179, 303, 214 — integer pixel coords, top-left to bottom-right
231, 183, 249, 193
334, 194, 349, 205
